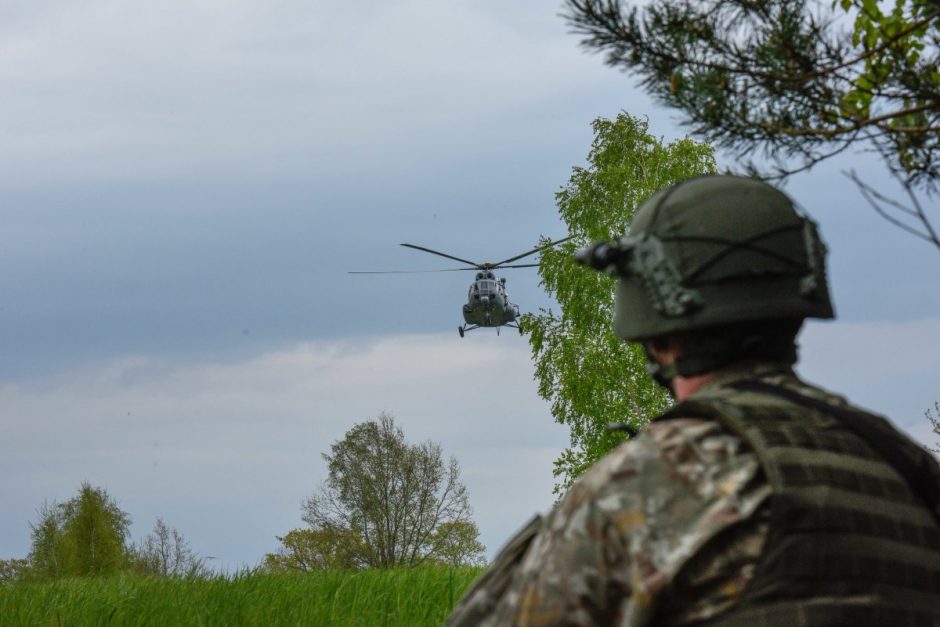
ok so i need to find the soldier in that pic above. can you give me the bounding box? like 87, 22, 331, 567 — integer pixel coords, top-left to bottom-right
447, 175, 940, 626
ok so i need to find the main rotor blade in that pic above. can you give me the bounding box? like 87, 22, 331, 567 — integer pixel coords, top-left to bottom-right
491, 235, 574, 267
348, 267, 478, 274
495, 263, 540, 269
400, 243, 482, 268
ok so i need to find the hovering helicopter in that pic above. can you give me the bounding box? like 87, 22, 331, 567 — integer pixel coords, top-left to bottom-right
350, 237, 571, 337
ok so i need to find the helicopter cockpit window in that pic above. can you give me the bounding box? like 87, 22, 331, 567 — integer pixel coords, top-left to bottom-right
478, 280, 497, 294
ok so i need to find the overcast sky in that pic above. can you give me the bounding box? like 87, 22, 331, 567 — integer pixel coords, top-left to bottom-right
2, 1, 938, 572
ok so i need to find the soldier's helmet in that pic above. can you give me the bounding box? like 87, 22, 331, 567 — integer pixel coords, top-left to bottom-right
576, 175, 834, 341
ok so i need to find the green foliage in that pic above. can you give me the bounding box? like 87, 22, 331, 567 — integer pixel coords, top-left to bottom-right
0, 558, 32, 585
27, 483, 131, 581
300, 413, 485, 568
927, 401, 940, 454
59, 484, 131, 577
127, 517, 210, 578
564, 0, 940, 253
21, 484, 205, 584
28, 502, 67, 581
522, 112, 716, 491
840, 0, 940, 179
263, 527, 362, 573
0, 567, 483, 626
564, 0, 940, 189
428, 521, 487, 568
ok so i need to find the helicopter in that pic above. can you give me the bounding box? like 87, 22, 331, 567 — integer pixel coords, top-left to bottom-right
350, 237, 571, 337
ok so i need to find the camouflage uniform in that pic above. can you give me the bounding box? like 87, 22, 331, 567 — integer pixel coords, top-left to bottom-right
447, 363, 940, 626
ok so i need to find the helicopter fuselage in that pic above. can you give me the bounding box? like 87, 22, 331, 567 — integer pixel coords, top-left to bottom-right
462, 272, 519, 327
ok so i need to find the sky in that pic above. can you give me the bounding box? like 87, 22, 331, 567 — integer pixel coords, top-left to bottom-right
1, 1, 938, 572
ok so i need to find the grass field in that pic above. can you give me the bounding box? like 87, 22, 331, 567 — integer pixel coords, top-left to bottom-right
0, 566, 483, 626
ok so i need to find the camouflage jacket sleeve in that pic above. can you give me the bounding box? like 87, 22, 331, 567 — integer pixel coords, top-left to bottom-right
447, 419, 772, 626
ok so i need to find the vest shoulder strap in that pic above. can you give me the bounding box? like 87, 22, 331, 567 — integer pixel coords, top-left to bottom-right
709, 379, 940, 521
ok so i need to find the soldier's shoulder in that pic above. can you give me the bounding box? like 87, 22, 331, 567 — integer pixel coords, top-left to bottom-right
571, 416, 751, 501
687, 366, 852, 412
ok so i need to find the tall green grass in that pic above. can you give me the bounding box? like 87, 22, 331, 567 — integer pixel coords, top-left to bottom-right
0, 566, 483, 626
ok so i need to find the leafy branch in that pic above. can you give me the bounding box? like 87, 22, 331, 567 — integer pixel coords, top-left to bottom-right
564, 0, 940, 252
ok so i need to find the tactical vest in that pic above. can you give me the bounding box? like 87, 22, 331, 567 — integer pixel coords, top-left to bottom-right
657, 374, 940, 627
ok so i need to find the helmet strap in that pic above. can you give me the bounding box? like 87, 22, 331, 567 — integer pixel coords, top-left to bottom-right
643, 346, 735, 392
643, 350, 677, 391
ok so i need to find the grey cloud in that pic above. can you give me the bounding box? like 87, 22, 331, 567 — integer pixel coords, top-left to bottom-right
0, 0, 631, 185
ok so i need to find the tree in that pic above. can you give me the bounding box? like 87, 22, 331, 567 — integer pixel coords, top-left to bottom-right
27, 501, 66, 580
59, 483, 131, 577
300, 413, 484, 568
262, 527, 362, 573
564, 0, 940, 250
27, 483, 131, 579
522, 112, 717, 492
428, 521, 486, 568
0, 558, 32, 584
927, 401, 940, 453
128, 517, 210, 578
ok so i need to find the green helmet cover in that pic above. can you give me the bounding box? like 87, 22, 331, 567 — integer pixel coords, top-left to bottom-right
579, 175, 834, 341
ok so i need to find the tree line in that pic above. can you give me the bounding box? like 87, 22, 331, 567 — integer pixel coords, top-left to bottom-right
2, 413, 484, 583
0, 482, 208, 583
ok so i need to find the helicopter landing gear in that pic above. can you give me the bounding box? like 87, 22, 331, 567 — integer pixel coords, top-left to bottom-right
458, 324, 479, 337
504, 323, 523, 336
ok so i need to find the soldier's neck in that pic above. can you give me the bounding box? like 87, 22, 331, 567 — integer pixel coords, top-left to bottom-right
671, 373, 718, 401
647, 339, 722, 400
